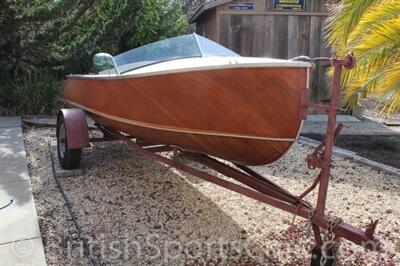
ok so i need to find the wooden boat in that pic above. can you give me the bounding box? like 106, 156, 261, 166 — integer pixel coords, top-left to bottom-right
63, 33, 311, 165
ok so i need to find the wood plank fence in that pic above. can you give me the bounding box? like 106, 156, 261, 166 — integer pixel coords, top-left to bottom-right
194, 0, 331, 103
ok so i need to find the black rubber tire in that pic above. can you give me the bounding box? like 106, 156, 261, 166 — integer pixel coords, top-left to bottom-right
310, 245, 335, 266
56, 114, 82, 169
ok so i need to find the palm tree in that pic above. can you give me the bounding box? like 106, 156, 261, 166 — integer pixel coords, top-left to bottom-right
325, 0, 400, 114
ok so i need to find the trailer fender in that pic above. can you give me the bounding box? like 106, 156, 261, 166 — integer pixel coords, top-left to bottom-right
57, 108, 89, 149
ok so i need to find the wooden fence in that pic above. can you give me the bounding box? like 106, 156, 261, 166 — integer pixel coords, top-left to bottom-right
194, 0, 331, 103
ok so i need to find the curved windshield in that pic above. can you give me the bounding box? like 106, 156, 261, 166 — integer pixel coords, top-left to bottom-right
196, 35, 239, 57
113, 34, 239, 73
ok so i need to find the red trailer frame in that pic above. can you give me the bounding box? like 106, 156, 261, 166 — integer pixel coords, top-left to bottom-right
57, 54, 380, 265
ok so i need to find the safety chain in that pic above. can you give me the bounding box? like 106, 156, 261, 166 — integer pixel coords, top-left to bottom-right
305, 208, 316, 238
288, 207, 317, 241
287, 205, 301, 240
320, 217, 343, 266
327, 217, 343, 236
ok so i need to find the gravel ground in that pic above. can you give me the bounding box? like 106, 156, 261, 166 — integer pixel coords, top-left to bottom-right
24, 127, 400, 265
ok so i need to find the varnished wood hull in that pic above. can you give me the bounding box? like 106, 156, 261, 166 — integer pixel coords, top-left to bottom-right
64, 66, 308, 165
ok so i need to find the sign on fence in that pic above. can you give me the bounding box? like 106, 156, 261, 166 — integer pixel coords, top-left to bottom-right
228, 3, 255, 10
273, 0, 305, 11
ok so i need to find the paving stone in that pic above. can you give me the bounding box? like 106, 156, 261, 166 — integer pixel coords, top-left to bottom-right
0, 117, 21, 128
302, 119, 398, 135
0, 127, 30, 184
306, 115, 361, 123
337, 115, 360, 122
0, 180, 42, 244
0, 238, 46, 266
306, 115, 325, 122
0, 117, 46, 265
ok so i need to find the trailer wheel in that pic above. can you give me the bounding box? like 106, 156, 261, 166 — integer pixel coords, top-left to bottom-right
56, 115, 82, 169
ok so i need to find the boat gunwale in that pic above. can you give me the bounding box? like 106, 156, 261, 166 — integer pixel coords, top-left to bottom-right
66, 58, 312, 80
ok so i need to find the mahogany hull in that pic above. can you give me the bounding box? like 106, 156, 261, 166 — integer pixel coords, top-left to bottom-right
64, 66, 308, 165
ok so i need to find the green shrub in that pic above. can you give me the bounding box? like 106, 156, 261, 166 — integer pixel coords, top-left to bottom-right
0, 70, 63, 115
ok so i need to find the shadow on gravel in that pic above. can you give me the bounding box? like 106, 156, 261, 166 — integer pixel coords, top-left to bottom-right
57, 142, 282, 265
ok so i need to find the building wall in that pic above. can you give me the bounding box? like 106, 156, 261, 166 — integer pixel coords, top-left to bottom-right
196, 0, 330, 103
196, 9, 218, 42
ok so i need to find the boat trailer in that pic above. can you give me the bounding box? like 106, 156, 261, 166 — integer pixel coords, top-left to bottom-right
57, 54, 380, 265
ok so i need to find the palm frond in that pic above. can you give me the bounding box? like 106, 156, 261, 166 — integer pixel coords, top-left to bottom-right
354, 17, 400, 53
348, 1, 400, 45
325, 0, 400, 115
325, 0, 380, 49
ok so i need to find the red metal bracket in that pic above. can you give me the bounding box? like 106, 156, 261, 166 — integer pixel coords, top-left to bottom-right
365, 219, 379, 239
293, 54, 379, 253
306, 123, 345, 170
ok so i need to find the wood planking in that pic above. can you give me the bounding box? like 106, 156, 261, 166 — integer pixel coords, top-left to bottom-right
228, 14, 243, 53
218, 14, 229, 48
241, 15, 254, 56
309, 15, 321, 102
252, 14, 266, 56
309, 15, 324, 102
288, 15, 312, 58
65, 68, 306, 138
87, 112, 295, 165
318, 14, 331, 101
263, 15, 274, 57
287, 16, 299, 58
64, 67, 307, 165
196, 18, 205, 36
196, 10, 218, 41
273, 15, 288, 59
206, 9, 218, 41
298, 15, 311, 56
310, 0, 320, 12
217, 1, 326, 60
309, 16, 321, 58
265, 0, 273, 10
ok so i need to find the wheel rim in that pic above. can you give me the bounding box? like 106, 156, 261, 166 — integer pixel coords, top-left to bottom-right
58, 124, 66, 159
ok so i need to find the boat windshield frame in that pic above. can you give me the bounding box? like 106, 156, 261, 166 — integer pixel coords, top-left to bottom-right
112, 33, 239, 74
193, 33, 204, 56
119, 55, 203, 74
